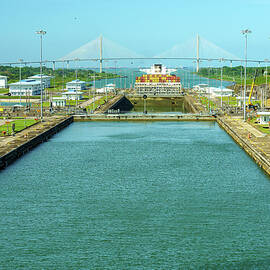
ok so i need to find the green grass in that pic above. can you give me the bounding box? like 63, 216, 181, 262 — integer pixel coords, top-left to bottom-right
0, 88, 8, 94
248, 117, 270, 134
198, 96, 217, 110
0, 119, 39, 135
255, 125, 270, 134
66, 100, 85, 106
0, 117, 25, 119
215, 96, 262, 107
0, 95, 40, 99
215, 96, 238, 106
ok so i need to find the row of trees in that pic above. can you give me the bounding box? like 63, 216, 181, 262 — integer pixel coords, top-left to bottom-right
0, 66, 117, 88
198, 66, 266, 78
198, 66, 268, 85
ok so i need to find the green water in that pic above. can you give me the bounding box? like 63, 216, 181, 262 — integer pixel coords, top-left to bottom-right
1, 122, 270, 269
130, 97, 188, 113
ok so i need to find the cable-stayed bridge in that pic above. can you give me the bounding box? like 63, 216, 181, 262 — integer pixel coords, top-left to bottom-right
61, 36, 144, 61
59, 35, 243, 71
0, 35, 267, 68
155, 36, 239, 59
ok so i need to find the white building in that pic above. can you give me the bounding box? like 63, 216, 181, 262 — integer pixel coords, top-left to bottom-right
0, 76, 7, 88
195, 85, 233, 97
193, 83, 234, 97
62, 90, 83, 100
28, 74, 52, 88
96, 83, 116, 94
257, 112, 270, 125
193, 84, 208, 93
66, 80, 86, 91
52, 97, 66, 107
207, 87, 233, 97
9, 79, 43, 96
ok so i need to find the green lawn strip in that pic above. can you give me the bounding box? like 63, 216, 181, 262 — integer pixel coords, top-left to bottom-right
255, 125, 270, 134
248, 117, 270, 134
216, 96, 238, 106
0, 117, 24, 119
0, 95, 40, 99
214, 96, 261, 107
198, 96, 217, 110
0, 119, 39, 135
0, 89, 9, 94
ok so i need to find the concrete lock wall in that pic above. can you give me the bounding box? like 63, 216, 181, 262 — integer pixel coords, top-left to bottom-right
0, 117, 73, 170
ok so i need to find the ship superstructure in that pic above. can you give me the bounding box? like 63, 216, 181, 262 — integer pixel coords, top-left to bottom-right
134, 64, 182, 96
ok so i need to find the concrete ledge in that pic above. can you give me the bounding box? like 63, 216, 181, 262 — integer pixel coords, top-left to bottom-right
74, 114, 216, 122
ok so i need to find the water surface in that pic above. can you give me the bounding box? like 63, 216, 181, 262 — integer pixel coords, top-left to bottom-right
1, 122, 270, 269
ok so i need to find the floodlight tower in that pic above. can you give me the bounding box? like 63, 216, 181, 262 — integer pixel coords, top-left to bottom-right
241, 29, 251, 121
36, 30, 46, 121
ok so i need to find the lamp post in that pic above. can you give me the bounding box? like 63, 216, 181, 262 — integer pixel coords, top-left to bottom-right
208, 60, 211, 112
114, 60, 117, 87
192, 60, 196, 89
264, 59, 268, 109
74, 58, 79, 111
36, 30, 46, 121
75, 58, 79, 80
220, 58, 224, 108
90, 74, 96, 113
19, 59, 23, 105
241, 29, 251, 121
240, 62, 243, 109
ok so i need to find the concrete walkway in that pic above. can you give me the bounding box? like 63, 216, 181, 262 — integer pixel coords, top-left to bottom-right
78, 96, 102, 108
220, 116, 270, 164
94, 95, 122, 114
227, 117, 266, 137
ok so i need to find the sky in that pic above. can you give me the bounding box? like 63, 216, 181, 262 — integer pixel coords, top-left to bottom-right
1, 0, 270, 65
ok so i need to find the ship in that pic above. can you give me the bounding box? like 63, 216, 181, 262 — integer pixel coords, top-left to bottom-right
134, 64, 182, 96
